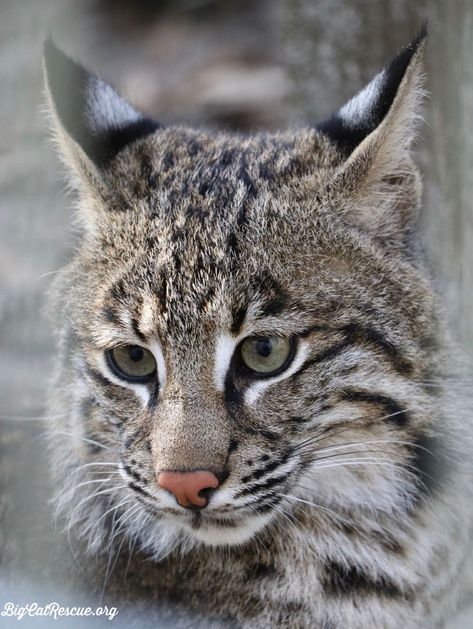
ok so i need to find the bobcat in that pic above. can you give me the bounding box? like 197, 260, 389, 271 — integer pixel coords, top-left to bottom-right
44, 28, 473, 628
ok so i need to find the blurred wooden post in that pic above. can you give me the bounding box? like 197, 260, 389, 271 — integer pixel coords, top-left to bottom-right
426, 0, 473, 356
280, 0, 473, 357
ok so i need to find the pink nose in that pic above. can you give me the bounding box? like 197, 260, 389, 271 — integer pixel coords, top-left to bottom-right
157, 470, 220, 508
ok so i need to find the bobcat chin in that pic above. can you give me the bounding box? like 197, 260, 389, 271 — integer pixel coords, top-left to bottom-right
44, 28, 473, 628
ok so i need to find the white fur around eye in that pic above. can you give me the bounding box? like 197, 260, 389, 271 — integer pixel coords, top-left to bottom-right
95, 337, 166, 407
149, 340, 167, 393
213, 333, 238, 391
98, 352, 151, 406
244, 340, 309, 406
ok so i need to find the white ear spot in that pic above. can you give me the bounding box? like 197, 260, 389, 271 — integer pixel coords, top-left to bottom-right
86, 76, 142, 134
214, 333, 238, 391
339, 69, 386, 128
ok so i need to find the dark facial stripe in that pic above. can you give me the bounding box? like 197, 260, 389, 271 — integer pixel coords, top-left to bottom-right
246, 559, 278, 581
231, 304, 248, 335
128, 481, 155, 499
123, 462, 147, 484
259, 292, 289, 318
131, 314, 146, 341
253, 494, 283, 514
236, 472, 288, 498
83, 362, 157, 411
102, 305, 122, 326
342, 323, 413, 375
82, 366, 135, 415
108, 277, 127, 301
254, 274, 287, 318
147, 380, 159, 409
224, 366, 243, 409
134, 494, 160, 515
312, 341, 351, 367
241, 450, 292, 484
123, 425, 147, 450
258, 428, 282, 442
156, 270, 168, 313
321, 561, 411, 600
294, 323, 413, 381
80, 396, 97, 417
84, 365, 114, 389
221, 480, 288, 515
340, 389, 409, 426
227, 439, 239, 455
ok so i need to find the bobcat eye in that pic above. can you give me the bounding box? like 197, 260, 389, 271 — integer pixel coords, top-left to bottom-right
238, 336, 295, 377
106, 345, 157, 383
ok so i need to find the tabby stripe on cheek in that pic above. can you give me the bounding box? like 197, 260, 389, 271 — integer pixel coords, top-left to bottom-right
84, 365, 116, 389
123, 425, 147, 450
341, 323, 413, 375
292, 341, 351, 379
82, 363, 151, 408
236, 473, 289, 498
123, 462, 147, 484
134, 494, 160, 516
224, 369, 243, 408
340, 389, 409, 426
147, 380, 159, 409
241, 450, 292, 484
294, 323, 412, 380
228, 491, 279, 514
128, 481, 155, 499
249, 494, 282, 514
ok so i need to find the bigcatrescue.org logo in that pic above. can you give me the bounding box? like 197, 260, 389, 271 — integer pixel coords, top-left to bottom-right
1, 602, 119, 621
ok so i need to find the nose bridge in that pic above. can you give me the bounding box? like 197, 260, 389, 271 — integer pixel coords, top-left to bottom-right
151, 385, 229, 474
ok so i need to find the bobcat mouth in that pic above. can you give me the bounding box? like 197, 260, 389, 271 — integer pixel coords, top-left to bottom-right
189, 511, 240, 530
174, 510, 274, 546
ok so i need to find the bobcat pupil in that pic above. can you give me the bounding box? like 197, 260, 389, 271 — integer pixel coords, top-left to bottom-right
129, 346, 144, 362
256, 338, 272, 358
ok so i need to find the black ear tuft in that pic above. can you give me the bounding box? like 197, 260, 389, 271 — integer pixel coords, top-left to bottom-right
43, 38, 161, 167
317, 25, 427, 156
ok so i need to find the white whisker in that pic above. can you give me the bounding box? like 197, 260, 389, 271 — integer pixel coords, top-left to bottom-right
53, 430, 120, 453
278, 493, 371, 542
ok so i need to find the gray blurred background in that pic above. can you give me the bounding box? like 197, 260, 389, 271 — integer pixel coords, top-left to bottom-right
1, 0, 472, 627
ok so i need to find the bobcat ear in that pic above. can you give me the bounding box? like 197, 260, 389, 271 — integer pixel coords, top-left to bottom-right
317, 25, 427, 156
317, 27, 427, 246
43, 39, 160, 182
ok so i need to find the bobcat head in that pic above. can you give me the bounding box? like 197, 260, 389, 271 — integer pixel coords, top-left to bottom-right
44, 29, 441, 558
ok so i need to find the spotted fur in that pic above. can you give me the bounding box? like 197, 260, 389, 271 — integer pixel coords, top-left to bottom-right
44, 30, 473, 628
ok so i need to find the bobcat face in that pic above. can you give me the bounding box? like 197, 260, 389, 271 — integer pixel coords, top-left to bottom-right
44, 32, 440, 555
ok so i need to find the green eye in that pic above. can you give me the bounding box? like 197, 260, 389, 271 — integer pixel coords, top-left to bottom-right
107, 345, 157, 382
239, 336, 295, 377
